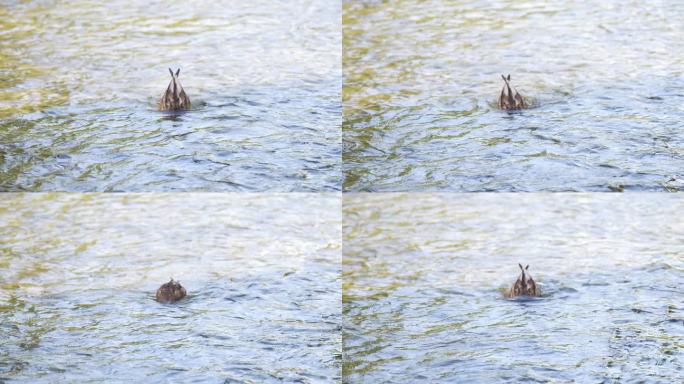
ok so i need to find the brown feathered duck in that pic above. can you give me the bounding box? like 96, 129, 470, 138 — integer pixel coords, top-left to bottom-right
158, 68, 191, 111
498, 74, 527, 110
505, 263, 541, 298
156, 278, 187, 303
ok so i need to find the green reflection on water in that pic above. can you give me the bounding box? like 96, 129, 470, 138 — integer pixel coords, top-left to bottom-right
0, 6, 71, 120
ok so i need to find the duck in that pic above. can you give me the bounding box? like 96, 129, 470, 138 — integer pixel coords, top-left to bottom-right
498, 74, 527, 110
156, 278, 187, 303
505, 263, 541, 298
158, 68, 191, 111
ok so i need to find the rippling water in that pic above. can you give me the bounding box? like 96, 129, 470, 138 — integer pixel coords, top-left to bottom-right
343, 1, 684, 191
0, 193, 341, 382
343, 194, 684, 383
0, 0, 341, 191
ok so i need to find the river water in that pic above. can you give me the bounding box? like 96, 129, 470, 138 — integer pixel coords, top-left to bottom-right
0, 193, 341, 383
343, 1, 684, 191
0, 0, 341, 191
343, 193, 683, 383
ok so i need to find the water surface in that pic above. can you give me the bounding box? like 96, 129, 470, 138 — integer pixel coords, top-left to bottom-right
343, 1, 684, 191
343, 193, 683, 383
0, 193, 341, 383
1, 0, 341, 191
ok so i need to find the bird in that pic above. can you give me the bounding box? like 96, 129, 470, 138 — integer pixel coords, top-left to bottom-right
155, 278, 187, 303
158, 68, 191, 111
505, 263, 541, 297
498, 74, 527, 110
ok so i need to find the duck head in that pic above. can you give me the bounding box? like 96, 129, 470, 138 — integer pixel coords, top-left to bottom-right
498, 74, 527, 110
507, 263, 541, 298
156, 278, 187, 303
158, 68, 191, 111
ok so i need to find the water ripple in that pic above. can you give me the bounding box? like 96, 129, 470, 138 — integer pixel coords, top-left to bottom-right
343, 193, 684, 383
0, 193, 342, 383
343, 1, 684, 191
0, 0, 341, 191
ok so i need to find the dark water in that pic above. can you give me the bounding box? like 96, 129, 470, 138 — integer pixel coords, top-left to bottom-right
343, 193, 684, 383
0, 0, 341, 191
343, 1, 684, 191
0, 193, 341, 383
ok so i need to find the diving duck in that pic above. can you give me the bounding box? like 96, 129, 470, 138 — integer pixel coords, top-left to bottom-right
158, 68, 191, 111
156, 278, 187, 303
498, 74, 527, 110
505, 264, 541, 298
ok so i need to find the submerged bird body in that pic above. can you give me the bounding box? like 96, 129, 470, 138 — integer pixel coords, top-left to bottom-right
498, 74, 527, 110
156, 278, 187, 303
505, 264, 541, 298
158, 68, 191, 111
